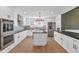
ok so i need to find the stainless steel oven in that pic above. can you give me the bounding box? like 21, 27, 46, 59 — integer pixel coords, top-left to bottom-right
3, 19, 14, 32
0, 18, 14, 50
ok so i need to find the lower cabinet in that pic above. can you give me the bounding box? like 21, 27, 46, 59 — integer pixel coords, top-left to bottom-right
54, 32, 61, 45
27, 30, 33, 36
14, 30, 27, 44
54, 31, 79, 53
72, 39, 79, 53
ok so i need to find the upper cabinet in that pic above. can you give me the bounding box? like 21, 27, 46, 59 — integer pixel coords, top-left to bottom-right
17, 14, 23, 26
24, 17, 34, 27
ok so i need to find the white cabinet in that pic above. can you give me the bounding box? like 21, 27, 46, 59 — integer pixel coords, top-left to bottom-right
14, 30, 28, 51
54, 32, 58, 41
54, 32, 62, 46
63, 35, 79, 53
61, 34, 73, 52
72, 39, 79, 53
27, 30, 33, 36
54, 31, 79, 53
14, 33, 19, 43
54, 32, 67, 50
65, 36, 73, 53
54, 31, 71, 52
54, 32, 60, 42
61, 34, 69, 51
33, 33, 47, 46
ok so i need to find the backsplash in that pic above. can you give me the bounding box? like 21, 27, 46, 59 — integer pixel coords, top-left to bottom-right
14, 26, 24, 32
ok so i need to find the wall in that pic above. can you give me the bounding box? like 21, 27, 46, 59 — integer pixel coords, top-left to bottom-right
13, 8, 24, 27
55, 15, 61, 31
61, 7, 79, 30
12, 7, 25, 31
0, 6, 14, 20
0, 6, 23, 26
24, 16, 55, 32
0, 6, 24, 31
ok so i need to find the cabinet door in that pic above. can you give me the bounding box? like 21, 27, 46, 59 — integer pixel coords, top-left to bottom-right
76, 41, 79, 53
60, 34, 66, 47
67, 37, 74, 53
54, 32, 62, 45
56, 33, 61, 45
72, 39, 79, 53
27, 30, 32, 36
62, 35, 68, 50
14, 34, 18, 42
60, 34, 72, 52
54, 32, 58, 41
14, 33, 20, 43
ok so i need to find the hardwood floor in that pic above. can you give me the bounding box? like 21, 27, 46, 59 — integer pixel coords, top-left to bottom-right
10, 36, 67, 53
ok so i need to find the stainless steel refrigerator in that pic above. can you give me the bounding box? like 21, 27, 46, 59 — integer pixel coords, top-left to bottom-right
48, 22, 56, 37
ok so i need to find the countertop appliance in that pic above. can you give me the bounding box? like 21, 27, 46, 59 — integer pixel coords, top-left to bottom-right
0, 18, 14, 50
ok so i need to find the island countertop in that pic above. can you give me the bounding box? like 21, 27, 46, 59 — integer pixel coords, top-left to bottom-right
33, 32, 47, 33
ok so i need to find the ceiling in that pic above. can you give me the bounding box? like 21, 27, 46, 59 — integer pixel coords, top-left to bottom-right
11, 6, 77, 17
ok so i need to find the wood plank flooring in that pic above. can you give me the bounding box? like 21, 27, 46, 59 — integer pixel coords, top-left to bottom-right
10, 36, 67, 53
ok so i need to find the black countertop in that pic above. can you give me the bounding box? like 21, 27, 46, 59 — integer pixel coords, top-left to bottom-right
33, 32, 47, 33
60, 31, 79, 40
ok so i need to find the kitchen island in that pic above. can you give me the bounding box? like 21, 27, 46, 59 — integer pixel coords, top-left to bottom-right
32, 32, 47, 46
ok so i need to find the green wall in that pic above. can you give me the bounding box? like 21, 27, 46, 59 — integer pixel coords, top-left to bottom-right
61, 7, 79, 30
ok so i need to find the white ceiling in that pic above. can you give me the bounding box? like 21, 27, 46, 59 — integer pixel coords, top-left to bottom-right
11, 6, 77, 17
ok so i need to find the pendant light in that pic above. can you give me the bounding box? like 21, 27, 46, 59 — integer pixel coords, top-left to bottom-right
36, 12, 44, 21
